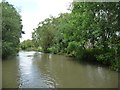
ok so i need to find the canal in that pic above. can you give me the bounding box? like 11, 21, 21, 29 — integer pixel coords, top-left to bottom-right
3, 51, 118, 88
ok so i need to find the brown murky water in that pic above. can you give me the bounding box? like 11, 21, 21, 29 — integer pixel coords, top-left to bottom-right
2, 51, 118, 88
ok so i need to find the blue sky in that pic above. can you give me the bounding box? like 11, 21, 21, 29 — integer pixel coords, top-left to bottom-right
6, 0, 73, 42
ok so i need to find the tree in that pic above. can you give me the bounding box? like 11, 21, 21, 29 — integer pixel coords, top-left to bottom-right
2, 1, 22, 58
32, 2, 120, 71
20, 39, 33, 50
32, 18, 56, 52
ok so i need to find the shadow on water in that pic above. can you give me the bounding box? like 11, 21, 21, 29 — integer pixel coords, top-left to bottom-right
2, 51, 118, 88
32, 52, 118, 88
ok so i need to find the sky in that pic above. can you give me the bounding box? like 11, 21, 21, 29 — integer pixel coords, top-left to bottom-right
5, 0, 73, 42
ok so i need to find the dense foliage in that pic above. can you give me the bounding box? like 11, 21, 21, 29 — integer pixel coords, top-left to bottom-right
32, 2, 120, 71
2, 1, 22, 58
20, 39, 34, 51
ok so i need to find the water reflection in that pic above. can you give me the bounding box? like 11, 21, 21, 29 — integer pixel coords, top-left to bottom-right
33, 54, 57, 88
17, 51, 48, 88
32, 53, 118, 88
3, 51, 118, 88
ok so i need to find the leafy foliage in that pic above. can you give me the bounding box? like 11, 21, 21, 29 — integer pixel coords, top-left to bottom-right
2, 1, 22, 58
20, 39, 34, 50
32, 2, 120, 71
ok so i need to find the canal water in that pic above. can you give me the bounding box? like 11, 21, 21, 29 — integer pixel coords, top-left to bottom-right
2, 51, 118, 88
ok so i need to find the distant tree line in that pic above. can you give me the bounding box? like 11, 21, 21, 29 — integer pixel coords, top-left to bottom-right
20, 39, 34, 51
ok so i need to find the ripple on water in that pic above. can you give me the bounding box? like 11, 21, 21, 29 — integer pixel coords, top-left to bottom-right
42, 73, 56, 88
3, 51, 118, 88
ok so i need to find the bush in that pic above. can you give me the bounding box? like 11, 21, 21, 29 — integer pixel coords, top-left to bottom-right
2, 41, 16, 58
96, 52, 113, 65
111, 57, 120, 71
75, 45, 85, 59
37, 47, 43, 52
67, 41, 78, 56
47, 46, 58, 54
95, 47, 120, 71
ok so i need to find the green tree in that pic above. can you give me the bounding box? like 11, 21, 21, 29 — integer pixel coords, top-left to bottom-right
2, 1, 22, 58
32, 18, 56, 52
20, 39, 34, 50
32, 2, 120, 71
